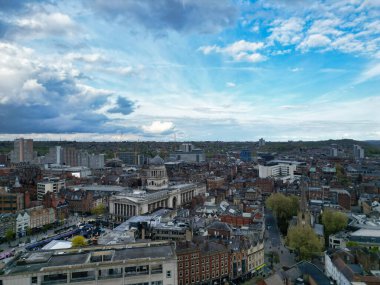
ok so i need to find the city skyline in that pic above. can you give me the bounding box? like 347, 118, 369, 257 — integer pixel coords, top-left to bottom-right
0, 0, 379, 142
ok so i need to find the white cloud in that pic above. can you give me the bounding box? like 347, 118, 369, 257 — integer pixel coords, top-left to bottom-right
13, 12, 77, 38
226, 82, 236, 88
268, 17, 304, 45
298, 34, 331, 51
142, 121, 175, 134
199, 40, 266, 62
308, 18, 343, 36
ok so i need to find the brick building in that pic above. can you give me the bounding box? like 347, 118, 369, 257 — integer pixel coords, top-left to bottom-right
176, 240, 230, 285
62, 189, 94, 214
27, 207, 55, 229
0, 188, 24, 213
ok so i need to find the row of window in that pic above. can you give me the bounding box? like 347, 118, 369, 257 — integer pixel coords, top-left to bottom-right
178, 253, 228, 262
179, 266, 228, 278
179, 270, 228, 285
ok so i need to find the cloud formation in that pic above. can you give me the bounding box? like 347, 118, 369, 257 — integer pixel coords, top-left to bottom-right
91, 0, 238, 34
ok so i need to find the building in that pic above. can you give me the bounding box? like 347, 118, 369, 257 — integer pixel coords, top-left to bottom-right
258, 162, 296, 181
16, 211, 30, 237
43, 146, 63, 165
37, 177, 66, 201
0, 188, 24, 213
63, 147, 78, 166
240, 150, 252, 162
353, 145, 365, 160
325, 249, 380, 285
117, 152, 145, 165
109, 183, 206, 222
89, 153, 105, 168
145, 156, 169, 190
0, 213, 16, 239
258, 138, 265, 147
176, 240, 230, 285
11, 138, 34, 163
27, 207, 56, 229
170, 143, 205, 163
62, 189, 94, 214
0, 242, 178, 285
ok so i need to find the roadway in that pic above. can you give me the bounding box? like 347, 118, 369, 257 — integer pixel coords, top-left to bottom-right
264, 209, 295, 271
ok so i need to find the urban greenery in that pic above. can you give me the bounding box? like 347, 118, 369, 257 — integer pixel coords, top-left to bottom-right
322, 209, 348, 242
71, 235, 87, 248
266, 193, 299, 234
286, 225, 323, 260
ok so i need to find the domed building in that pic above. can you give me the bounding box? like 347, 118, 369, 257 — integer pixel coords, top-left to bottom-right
144, 155, 169, 190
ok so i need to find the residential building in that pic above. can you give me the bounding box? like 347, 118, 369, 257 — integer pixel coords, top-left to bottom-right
325, 249, 380, 285
353, 145, 365, 160
11, 138, 34, 163
0, 242, 178, 285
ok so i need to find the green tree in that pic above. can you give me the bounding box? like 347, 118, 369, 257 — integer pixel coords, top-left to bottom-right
91, 204, 106, 216
5, 229, 15, 243
26, 227, 32, 236
322, 210, 348, 241
266, 193, 299, 234
287, 225, 323, 260
71, 235, 87, 248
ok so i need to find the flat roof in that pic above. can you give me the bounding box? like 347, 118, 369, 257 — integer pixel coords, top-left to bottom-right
351, 229, 380, 237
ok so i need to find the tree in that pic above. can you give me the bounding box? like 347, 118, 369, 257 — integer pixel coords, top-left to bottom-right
266, 193, 299, 234
322, 210, 348, 241
5, 229, 15, 243
287, 225, 323, 260
71, 235, 87, 248
91, 204, 106, 216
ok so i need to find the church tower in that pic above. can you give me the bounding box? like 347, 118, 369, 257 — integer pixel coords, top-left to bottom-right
297, 177, 311, 227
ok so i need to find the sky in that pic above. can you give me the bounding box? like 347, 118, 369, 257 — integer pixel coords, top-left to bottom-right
0, 0, 379, 142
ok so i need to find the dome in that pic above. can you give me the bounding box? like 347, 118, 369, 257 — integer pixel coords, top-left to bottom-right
150, 155, 165, 165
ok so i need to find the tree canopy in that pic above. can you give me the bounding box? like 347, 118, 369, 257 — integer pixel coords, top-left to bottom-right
5, 229, 15, 242
287, 225, 323, 260
322, 209, 348, 238
91, 204, 106, 216
266, 193, 299, 234
71, 235, 87, 248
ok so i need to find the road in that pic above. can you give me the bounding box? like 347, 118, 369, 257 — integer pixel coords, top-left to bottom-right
264, 209, 295, 271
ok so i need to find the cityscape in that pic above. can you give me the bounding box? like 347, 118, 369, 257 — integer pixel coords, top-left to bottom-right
1, 1, 380, 285
0, 138, 380, 285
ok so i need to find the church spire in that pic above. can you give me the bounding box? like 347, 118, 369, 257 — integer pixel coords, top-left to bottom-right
300, 177, 308, 213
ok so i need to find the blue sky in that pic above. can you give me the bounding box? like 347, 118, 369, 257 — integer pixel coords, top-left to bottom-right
0, 0, 379, 141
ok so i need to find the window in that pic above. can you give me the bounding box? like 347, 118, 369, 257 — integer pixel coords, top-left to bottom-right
166, 270, 172, 278
151, 281, 163, 285
31, 277, 38, 284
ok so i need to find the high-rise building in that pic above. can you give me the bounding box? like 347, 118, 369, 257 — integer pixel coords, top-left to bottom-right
353, 145, 364, 160
63, 147, 78, 166
11, 138, 34, 163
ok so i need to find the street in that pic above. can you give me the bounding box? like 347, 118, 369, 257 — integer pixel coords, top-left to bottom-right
264, 209, 295, 271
